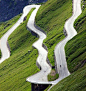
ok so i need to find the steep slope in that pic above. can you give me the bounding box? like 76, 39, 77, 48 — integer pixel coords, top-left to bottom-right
50, 1, 86, 91
0, 9, 40, 91
0, 15, 21, 58
50, 64, 86, 91
1, 0, 85, 91
65, 3, 86, 73
0, 0, 73, 90
0, 15, 21, 38
36, 0, 72, 66
0, 5, 40, 64
26, 5, 52, 84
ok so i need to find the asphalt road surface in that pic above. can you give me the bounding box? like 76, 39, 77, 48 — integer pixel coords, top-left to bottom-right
48, 0, 82, 89
26, 5, 52, 84
0, 5, 35, 63
0, 0, 82, 89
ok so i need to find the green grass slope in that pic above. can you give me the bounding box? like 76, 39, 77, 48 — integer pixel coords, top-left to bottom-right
0, 15, 21, 38
0, 1, 73, 91
36, 0, 72, 81
50, 1, 86, 91
36, 0, 72, 66
0, 0, 73, 90
65, 1, 86, 73
0, 0, 85, 91
0, 9, 40, 91
51, 64, 86, 91
0, 15, 21, 58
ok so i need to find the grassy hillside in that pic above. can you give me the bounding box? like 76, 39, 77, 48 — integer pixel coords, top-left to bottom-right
0, 0, 85, 91
36, 0, 72, 66
51, 64, 86, 91
0, 15, 21, 38
65, 1, 86, 73
50, 1, 86, 91
0, 14, 21, 58
0, 8, 40, 91
0, 0, 73, 90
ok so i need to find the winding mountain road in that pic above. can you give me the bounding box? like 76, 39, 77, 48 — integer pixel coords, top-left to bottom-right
48, 0, 82, 90
0, 5, 35, 64
26, 5, 52, 84
0, 0, 82, 90
26, 0, 82, 85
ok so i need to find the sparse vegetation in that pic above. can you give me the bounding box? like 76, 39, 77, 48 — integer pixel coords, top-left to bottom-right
48, 69, 59, 81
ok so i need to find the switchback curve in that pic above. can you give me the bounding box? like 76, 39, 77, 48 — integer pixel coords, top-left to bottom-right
48, 0, 82, 90
0, 5, 35, 63
26, 5, 52, 84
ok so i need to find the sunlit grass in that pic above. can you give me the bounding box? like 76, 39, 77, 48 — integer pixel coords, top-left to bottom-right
36, 0, 72, 66
50, 2, 86, 91
0, 8, 40, 91
65, 4, 86, 73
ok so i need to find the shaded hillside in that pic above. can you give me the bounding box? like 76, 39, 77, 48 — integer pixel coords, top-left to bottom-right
0, 0, 47, 22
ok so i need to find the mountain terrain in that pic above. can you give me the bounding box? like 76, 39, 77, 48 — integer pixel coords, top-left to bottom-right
0, 0, 86, 91
0, 0, 47, 22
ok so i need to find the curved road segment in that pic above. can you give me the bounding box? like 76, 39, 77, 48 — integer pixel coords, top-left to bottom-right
0, 0, 82, 90
49, 0, 82, 88
0, 5, 36, 64
26, 5, 52, 84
